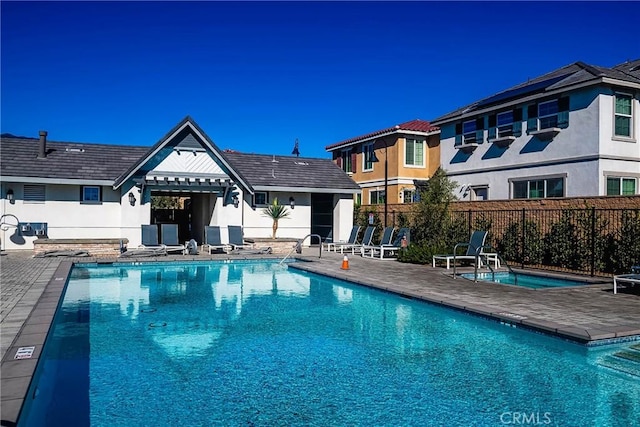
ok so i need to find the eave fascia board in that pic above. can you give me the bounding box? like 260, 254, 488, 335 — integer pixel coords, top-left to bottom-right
253, 185, 360, 194
601, 77, 640, 90
432, 77, 629, 125
326, 129, 440, 152
0, 176, 114, 186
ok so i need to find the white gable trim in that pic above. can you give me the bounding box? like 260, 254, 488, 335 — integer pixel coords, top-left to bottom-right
113, 119, 253, 194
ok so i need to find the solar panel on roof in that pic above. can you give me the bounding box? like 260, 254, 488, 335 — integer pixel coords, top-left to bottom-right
474, 74, 571, 110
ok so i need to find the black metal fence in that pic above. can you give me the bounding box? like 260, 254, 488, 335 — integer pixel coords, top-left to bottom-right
450, 207, 640, 276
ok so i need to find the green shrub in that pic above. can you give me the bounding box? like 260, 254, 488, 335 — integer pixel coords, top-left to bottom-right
498, 220, 543, 265
609, 210, 640, 274
398, 243, 448, 264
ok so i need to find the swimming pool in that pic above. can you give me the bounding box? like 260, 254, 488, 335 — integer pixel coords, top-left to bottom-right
18, 260, 640, 426
461, 271, 595, 289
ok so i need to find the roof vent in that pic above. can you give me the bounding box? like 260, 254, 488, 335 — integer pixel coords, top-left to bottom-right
65, 147, 85, 153
38, 130, 47, 159
294, 161, 309, 166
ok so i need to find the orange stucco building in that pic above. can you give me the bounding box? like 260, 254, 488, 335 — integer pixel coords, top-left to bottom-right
325, 119, 440, 205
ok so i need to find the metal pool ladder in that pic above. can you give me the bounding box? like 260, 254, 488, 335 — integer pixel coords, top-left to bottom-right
473, 245, 518, 286
279, 233, 322, 265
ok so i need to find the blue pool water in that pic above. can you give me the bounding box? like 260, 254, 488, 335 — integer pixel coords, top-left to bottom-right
19, 260, 640, 426
461, 271, 593, 289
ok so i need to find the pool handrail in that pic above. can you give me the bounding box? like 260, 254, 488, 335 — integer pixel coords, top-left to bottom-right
469, 244, 518, 286
453, 244, 486, 279
279, 233, 322, 264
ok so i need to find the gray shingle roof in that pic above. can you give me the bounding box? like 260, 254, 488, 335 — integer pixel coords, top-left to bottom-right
0, 136, 148, 182
432, 59, 640, 124
0, 134, 360, 192
223, 152, 360, 192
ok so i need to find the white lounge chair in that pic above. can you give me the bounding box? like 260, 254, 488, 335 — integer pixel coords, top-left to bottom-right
339, 226, 376, 254
326, 226, 360, 252
613, 273, 640, 294
362, 227, 410, 260
432, 230, 490, 269
360, 226, 394, 258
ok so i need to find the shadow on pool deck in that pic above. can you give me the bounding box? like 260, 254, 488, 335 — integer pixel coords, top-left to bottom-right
1, 249, 639, 424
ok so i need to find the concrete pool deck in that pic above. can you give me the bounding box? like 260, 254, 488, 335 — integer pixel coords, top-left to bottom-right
1, 249, 639, 424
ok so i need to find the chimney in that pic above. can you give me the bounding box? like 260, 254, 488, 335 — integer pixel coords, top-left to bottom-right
38, 130, 47, 158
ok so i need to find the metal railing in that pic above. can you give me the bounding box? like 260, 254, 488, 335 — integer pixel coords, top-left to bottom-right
279, 233, 322, 265
449, 207, 640, 276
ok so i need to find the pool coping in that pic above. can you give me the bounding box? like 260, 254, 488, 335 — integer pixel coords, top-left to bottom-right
1, 256, 639, 425
1, 261, 73, 426
287, 263, 640, 346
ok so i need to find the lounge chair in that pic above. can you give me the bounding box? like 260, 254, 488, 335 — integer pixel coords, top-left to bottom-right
326, 226, 360, 252
613, 266, 640, 294
228, 225, 254, 250
360, 226, 394, 257
204, 226, 230, 254
139, 224, 163, 249
160, 224, 186, 254
362, 227, 410, 260
119, 225, 167, 257
432, 230, 489, 269
321, 230, 333, 251
339, 226, 376, 254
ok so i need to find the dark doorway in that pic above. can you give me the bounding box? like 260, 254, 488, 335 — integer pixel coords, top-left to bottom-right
151, 195, 192, 242
311, 194, 333, 245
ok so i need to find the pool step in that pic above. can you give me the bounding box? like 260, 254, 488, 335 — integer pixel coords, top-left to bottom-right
629, 343, 640, 352
598, 353, 640, 379
614, 350, 640, 363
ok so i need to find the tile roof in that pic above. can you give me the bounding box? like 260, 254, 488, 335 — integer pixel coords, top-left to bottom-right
432, 59, 640, 124
0, 131, 359, 192
0, 136, 148, 182
325, 119, 439, 151
223, 152, 360, 192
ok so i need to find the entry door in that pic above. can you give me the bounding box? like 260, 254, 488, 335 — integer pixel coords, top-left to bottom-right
311, 194, 334, 245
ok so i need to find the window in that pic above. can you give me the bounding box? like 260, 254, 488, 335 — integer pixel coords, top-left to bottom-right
81, 186, 101, 203
355, 193, 362, 205
462, 120, 477, 143
538, 100, 559, 129
497, 111, 514, 137
402, 189, 415, 203
512, 177, 564, 199
24, 184, 45, 203
405, 139, 424, 166
471, 186, 488, 201
607, 177, 637, 195
340, 149, 353, 173
614, 93, 633, 138
370, 190, 386, 205
527, 97, 569, 133
253, 192, 268, 205
363, 143, 376, 171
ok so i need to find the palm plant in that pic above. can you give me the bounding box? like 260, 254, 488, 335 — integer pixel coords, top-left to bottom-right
262, 198, 290, 238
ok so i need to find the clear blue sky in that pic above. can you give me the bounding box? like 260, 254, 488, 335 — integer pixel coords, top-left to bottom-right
2, 1, 639, 158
